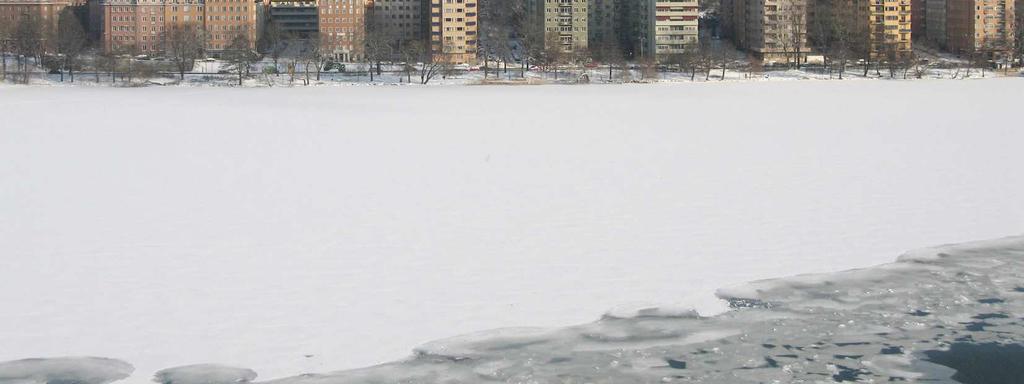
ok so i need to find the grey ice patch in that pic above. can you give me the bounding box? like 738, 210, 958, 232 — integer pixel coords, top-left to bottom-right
153, 365, 257, 384
0, 357, 133, 384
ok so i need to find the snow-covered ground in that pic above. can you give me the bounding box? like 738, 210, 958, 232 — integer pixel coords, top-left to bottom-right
1, 80, 1023, 383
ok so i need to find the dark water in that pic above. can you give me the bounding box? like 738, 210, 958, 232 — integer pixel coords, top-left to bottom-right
924, 343, 1024, 384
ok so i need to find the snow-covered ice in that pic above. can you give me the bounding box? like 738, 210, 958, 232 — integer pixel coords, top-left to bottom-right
1, 80, 1023, 383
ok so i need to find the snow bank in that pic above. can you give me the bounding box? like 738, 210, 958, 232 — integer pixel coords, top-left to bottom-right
153, 365, 257, 384
0, 357, 133, 384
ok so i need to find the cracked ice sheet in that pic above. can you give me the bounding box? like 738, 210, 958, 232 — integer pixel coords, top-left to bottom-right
257, 236, 1024, 383
3, 236, 1024, 383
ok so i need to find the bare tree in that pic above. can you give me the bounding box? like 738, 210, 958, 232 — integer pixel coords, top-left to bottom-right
97, 50, 117, 83
117, 43, 140, 85
166, 23, 206, 80
540, 32, 565, 80
300, 41, 314, 85
419, 43, 454, 84
363, 17, 395, 80
778, 0, 807, 68
13, 15, 43, 84
1, 21, 12, 82
399, 39, 424, 83
1015, 13, 1024, 69
808, 0, 852, 78
520, 20, 545, 75
56, 8, 87, 82
698, 37, 715, 80
223, 32, 256, 85
593, 36, 626, 82
672, 44, 701, 81
258, 20, 286, 73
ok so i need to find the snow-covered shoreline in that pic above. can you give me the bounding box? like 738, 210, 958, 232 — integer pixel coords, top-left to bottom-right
1, 63, 1018, 88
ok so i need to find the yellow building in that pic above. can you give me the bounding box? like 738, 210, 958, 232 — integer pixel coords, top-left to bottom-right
428, 0, 477, 64
946, 0, 1015, 56
855, 0, 913, 57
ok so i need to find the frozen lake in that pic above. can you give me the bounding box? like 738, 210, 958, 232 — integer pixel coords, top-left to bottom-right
2, 80, 1023, 383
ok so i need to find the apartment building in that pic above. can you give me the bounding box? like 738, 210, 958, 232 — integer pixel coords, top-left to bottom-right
911, 0, 925, 38
204, 0, 256, 50
650, 0, 699, 57
585, 0, 651, 58
367, 0, 423, 42
855, 0, 913, 57
531, 0, 589, 53
99, 0, 254, 54
946, 0, 1014, 55
317, 0, 364, 61
721, 0, 811, 63
428, 0, 477, 64
0, 0, 81, 39
102, 0, 171, 53
926, 0, 947, 47
265, 0, 363, 60
588, 0, 615, 47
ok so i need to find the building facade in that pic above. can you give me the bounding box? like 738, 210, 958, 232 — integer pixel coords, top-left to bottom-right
587, 0, 614, 47
911, 0, 925, 39
428, 0, 477, 64
367, 0, 422, 43
650, 0, 699, 57
946, 0, 1014, 55
1, 0, 81, 45
99, 0, 255, 54
316, 0, 363, 61
721, 0, 811, 63
102, 0, 167, 53
855, 0, 913, 57
531, 0, 589, 53
204, 0, 257, 50
925, 0, 947, 47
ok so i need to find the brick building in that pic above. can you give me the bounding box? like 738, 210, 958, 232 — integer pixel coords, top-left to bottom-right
97, 0, 255, 54
1, 0, 81, 45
